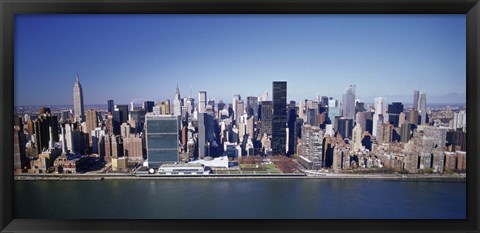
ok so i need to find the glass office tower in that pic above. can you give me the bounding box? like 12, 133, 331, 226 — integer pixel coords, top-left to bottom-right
272, 81, 287, 155
145, 115, 180, 168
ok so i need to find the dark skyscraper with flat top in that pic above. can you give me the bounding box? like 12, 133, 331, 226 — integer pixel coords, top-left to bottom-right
107, 100, 114, 114
259, 101, 272, 136
272, 81, 287, 155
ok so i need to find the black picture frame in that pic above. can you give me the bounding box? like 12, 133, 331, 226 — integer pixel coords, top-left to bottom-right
1, 0, 479, 232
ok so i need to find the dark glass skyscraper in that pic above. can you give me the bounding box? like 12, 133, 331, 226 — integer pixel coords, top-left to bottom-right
143, 101, 155, 113
287, 101, 297, 156
387, 102, 404, 127
116, 105, 129, 123
145, 115, 180, 168
337, 117, 353, 139
247, 96, 258, 120
259, 101, 272, 136
107, 100, 114, 114
34, 110, 59, 154
272, 81, 287, 155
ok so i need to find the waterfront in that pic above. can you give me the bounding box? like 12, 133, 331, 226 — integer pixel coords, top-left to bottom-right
15, 179, 466, 219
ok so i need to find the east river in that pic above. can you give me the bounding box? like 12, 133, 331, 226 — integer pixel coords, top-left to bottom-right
14, 179, 466, 219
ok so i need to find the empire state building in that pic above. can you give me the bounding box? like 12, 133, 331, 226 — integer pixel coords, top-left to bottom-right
73, 72, 85, 122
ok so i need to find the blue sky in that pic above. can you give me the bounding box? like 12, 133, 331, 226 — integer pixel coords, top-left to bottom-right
15, 14, 466, 106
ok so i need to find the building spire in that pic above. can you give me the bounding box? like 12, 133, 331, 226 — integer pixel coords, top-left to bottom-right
175, 82, 180, 95
76, 72, 79, 83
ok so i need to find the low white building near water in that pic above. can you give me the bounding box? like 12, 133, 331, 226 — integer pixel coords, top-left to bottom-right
158, 163, 209, 175
189, 156, 229, 168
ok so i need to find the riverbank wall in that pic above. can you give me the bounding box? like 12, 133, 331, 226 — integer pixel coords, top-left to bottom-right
14, 173, 466, 182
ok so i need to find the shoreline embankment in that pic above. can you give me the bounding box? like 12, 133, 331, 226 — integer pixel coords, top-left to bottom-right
14, 173, 466, 182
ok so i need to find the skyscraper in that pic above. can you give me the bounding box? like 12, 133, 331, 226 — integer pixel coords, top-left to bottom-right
259, 101, 273, 136
198, 91, 207, 113
409, 109, 419, 126
130, 102, 135, 111
321, 96, 329, 107
107, 100, 115, 114
34, 109, 59, 154
355, 102, 365, 114
373, 97, 387, 138
14, 117, 27, 172
183, 98, 194, 115
356, 111, 367, 134
73, 72, 85, 122
352, 124, 363, 152
129, 109, 146, 133
272, 81, 287, 155
400, 122, 412, 142
337, 117, 353, 139
287, 101, 297, 156
328, 97, 338, 108
85, 109, 98, 147
198, 112, 216, 159
232, 94, 241, 120
173, 84, 183, 116
398, 112, 406, 128
413, 90, 420, 110
379, 122, 393, 144
145, 115, 180, 168
342, 84, 356, 119
198, 113, 207, 159
418, 91, 427, 125
387, 102, 404, 127
113, 105, 128, 136
246, 96, 258, 120
235, 100, 244, 128
116, 105, 129, 124
142, 101, 155, 113
161, 99, 171, 115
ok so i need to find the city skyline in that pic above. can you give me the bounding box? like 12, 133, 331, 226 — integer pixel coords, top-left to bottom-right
15, 14, 466, 106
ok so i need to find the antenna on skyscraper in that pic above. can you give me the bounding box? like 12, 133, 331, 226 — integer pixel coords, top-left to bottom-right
75, 66, 79, 82
190, 86, 192, 98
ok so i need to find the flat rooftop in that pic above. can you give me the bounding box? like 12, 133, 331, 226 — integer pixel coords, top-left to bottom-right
160, 163, 204, 168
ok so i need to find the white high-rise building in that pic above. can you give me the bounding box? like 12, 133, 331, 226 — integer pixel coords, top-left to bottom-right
299, 100, 306, 121
65, 123, 73, 152
238, 113, 248, 143
232, 95, 241, 120
418, 91, 427, 125
452, 110, 466, 132
73, 72, 85, 122
328, 98, 338, 108
198, 91, 207, 113
91, 127, 105, 154
342, 84, 356, 119
259, 91, 268, 102
399, 112, 406, 128
352, 124, 363, 152
373, 97, 387, 139
184, 97, 194, 114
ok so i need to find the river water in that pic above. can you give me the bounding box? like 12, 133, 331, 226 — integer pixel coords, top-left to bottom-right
14, 179, 466, 219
